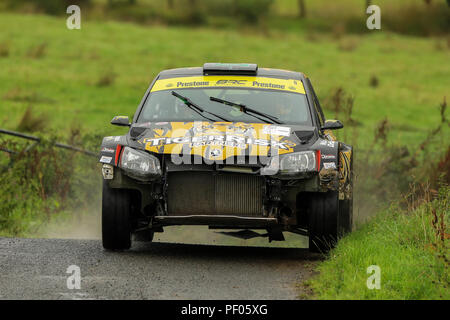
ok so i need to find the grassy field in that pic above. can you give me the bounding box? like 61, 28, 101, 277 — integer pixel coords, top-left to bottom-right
0, 11, 448, 299
0, 10, 448, 234
307, 185, 449, 299
0, 12, 448, 147
4, 0, 447, 36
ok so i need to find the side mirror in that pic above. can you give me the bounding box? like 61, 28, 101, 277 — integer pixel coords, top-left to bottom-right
111, 116, 130, 127
321, 119, 344, 131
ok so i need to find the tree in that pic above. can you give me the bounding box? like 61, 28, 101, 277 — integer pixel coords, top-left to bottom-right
298, 0, 306, 18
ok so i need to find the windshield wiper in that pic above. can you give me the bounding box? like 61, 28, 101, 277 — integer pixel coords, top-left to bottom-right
171, 91, 230, 122
209, 96, 282, 124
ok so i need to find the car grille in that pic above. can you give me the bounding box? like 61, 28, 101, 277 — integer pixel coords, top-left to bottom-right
167, 172, 264, 217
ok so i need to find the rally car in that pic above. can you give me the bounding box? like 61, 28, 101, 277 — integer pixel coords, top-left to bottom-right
99, 63, 353, 253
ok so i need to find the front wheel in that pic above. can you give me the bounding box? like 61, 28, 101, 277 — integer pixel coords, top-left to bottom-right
102, 181, 132, 250
339, 197, 353, 235
308, 191, 339, 253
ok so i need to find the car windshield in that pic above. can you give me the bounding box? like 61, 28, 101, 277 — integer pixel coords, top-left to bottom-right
137, 88, 312, 125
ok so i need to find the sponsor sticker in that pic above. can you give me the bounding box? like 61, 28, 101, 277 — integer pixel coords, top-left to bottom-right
262, 125, 291, 137
210, 149, 222, 157
321, 154, 336, 160
99, 156, 112, 164
150, 76, 306, 94
101, 147, 115, 153
323, 162, 337, 169
319, 140, 335, 148
143, 135, 289, 150
104, 136, 121, 142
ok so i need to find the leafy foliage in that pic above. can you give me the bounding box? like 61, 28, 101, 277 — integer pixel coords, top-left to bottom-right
0, 131, 101, 236
308, 183, 449, 299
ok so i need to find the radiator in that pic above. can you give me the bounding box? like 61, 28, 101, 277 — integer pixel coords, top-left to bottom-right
167, 172, 264, 216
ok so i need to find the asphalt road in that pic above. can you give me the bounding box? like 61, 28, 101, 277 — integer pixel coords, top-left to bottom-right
0, 237, 320, 300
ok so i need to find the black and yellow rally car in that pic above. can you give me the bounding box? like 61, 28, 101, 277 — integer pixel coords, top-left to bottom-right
99, 63, 353, 252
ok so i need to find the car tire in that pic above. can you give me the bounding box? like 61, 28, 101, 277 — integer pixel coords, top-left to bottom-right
339, 196, 353, 235
102, 181, 132, 250
308, 191, 339, 253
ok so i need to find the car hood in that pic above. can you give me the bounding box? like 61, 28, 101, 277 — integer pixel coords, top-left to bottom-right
130, 121, 316, 160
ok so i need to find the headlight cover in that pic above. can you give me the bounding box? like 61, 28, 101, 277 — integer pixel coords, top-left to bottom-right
120, 147, 161, 181
279, 151, 316, 173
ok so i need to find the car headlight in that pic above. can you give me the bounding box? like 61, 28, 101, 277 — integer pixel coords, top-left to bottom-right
120, 147, 161, 181
279, 151, 316, 173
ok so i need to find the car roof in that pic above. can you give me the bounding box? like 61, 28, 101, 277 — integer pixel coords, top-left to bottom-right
133, 65, 318, 127
157, 66, 307, 80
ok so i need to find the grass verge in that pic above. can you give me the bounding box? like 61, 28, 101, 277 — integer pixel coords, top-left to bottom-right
306, 185, 449, 300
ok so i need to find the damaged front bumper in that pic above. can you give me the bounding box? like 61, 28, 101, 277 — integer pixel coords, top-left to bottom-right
105, 159, 339, 231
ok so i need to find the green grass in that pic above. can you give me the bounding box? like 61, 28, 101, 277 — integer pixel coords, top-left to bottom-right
5, 0, 447, 36
308, 186, 449, 299
0, 12, 449, 299
0, 12, 448, 149
0, 12, 448, 236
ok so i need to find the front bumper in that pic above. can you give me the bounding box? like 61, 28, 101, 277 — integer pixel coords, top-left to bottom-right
153, 215, 278, 228
106, 163, 327, 228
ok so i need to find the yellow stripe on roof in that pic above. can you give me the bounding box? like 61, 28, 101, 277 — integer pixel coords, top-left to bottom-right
151, 76, 305, 94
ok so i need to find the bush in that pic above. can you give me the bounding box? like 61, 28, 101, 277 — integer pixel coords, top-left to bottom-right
0, 131, 101, 236
308, 183, 449, 299
382, 2, 450, 37
5, 0, 91, 15
232, 0, 274, 23
162, 5, 207, 26
327, 88, 449, 219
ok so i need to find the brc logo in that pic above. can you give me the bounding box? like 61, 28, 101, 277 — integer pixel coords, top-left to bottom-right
215, 79, 247, 85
